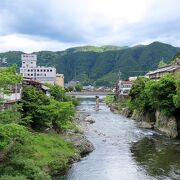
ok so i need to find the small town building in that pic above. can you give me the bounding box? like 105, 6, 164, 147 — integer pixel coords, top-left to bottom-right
55, 74, 64, 87
118, 80, 133, 95
129, 76, 137, 81
146, 64, 180, 80
65, 80, 80, 87
23, 78, 50, 97
0, 84, 22, 110
20, 54, 56, 84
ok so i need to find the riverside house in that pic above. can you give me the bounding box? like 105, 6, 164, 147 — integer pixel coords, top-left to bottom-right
0, 84, 22, 110
118, 80, 133, 95
146, 57, 180, 80
146, 64, 180, 80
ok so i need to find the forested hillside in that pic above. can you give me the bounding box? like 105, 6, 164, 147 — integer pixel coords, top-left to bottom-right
0, 42, 179, 86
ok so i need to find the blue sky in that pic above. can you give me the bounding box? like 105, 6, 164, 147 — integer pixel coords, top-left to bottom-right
0, 0, 180, 52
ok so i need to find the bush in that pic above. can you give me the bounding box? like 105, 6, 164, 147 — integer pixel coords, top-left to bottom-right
129, 74, 178, 116
104, 96, 115, 105
0, 125, 78, 179
129, 77, 150, 112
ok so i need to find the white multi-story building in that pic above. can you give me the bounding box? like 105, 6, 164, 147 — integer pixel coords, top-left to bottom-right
20, 54, 56, 84
118, 80, 133, 95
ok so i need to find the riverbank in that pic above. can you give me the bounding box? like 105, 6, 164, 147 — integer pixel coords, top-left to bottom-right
61, 112, 95, 156
108, 101, 180, 139
107, 74, 180, 139
52, 111, 95, 178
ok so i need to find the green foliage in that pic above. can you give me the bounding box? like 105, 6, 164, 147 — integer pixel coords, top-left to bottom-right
64, 45, 125, 53
94, 79, 111, 87
0, 124, 78, 179
129, 74, 178, 116
0, 109, 21, 124
74, 84, 82, 92
129, 77, 150, 112
67, 86, 74, 92
48, 84, 66, 102
21, 86, 51, 128
0, 65, 22, 95
0, 124, 31, 150
145, 75, 176, 115
0, 65, 22, 85
104, 96, 115, 105
48, 84, 79, 106
0, 83, 79, 178
117, 99, 131, 111
173, 72, 180, 108
40, 100, 75, 130
158, 60, 167, 68
0, 175, 27, 180
21, 85, 77, 130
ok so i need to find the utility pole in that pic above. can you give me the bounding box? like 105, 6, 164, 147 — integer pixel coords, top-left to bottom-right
118, 70, 122, 80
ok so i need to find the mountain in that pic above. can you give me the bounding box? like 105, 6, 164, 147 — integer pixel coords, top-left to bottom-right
0, 41, 179, 86
62, 45, 128, 54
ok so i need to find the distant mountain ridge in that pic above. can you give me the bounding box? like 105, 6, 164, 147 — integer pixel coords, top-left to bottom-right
0, 41, 179, 86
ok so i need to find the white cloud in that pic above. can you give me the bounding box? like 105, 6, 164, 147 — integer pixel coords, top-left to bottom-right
0, 0, 180, 51
0, 34, 77, 53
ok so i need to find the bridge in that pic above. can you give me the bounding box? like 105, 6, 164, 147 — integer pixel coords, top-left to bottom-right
66, 91, 115, 97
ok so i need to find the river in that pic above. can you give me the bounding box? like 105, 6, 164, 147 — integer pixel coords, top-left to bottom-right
60, 97, 180, 180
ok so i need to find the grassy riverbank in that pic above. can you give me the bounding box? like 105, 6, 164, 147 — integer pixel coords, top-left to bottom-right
0, 66, 85, 179
0, 124, 79, 179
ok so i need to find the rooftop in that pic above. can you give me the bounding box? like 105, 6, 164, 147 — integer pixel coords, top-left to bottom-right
146, 64, 180, 75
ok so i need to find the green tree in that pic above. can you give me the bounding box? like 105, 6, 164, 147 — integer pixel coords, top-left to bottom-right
21, 86, 51, 129
0, 109, 22, 124
129, 77, 150, 111
40, 100, 75, 130
146, 74, 176, 116
173, 72, 180, 108
48, 84, 66, 102
75, 84, 82, 92
68, 86, 74, 92
158, 60, 167, 68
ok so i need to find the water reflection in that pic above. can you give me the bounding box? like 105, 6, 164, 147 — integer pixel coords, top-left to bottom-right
131, 136, 180, 179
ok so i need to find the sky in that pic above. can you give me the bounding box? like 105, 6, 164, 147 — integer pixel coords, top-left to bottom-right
0, 0, 180, 52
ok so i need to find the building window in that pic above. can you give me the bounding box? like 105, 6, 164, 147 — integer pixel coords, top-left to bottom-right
47, 69, 49, 72
41, 69, 43, 72
27, 74, 30, 76
37, 74, 39, 76
31, 74, 33, 76
31, 69, 33, 72
37, 69, 39, 72
44, 74, 46, 76
27, 69, 30, 72
44, 69, 46, 72
50, 69, 52, 72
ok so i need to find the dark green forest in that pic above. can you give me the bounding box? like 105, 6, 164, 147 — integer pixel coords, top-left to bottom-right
0, 41, 179, 86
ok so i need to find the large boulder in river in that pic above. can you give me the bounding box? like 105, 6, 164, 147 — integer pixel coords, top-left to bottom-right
85, 116, 95, 124
131, 110, 155, 129
62, 132, 95, 156
121, 108, 132, 118
73, 134, 95, 155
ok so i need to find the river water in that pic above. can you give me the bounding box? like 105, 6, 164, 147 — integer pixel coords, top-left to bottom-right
61, 97, 180, 180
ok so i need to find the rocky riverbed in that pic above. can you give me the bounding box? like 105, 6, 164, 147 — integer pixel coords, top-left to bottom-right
62, 112, 95, 156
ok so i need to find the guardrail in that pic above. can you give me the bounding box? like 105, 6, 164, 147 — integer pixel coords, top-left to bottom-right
66, 91, 115, 96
